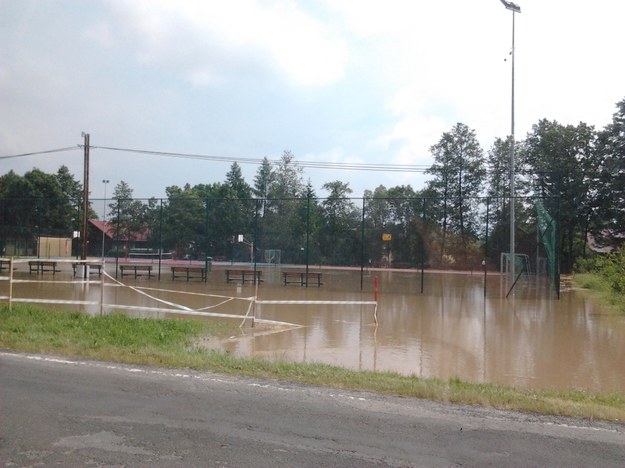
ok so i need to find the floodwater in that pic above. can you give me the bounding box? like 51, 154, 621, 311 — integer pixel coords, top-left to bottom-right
3, 261, 625, 393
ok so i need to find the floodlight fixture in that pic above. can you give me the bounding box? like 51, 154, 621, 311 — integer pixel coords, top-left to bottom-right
500, 0, 521, 13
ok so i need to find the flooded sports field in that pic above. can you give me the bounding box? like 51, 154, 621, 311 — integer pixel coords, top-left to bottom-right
2, 259, 625, 394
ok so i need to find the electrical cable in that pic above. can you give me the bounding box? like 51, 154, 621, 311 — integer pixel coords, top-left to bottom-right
89, 145, 432, 173
0, 146, 79, 160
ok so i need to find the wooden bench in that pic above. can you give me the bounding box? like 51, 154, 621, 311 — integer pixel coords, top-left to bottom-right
282, 271, 323, 287
28, 260, 59, 274
225, 269, 262, 284
72, 263, 103, 277
120, 264, 153, 279
171, 266, 207, 281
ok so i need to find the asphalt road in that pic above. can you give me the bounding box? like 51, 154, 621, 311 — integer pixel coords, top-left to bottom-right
1, 351, 624, 467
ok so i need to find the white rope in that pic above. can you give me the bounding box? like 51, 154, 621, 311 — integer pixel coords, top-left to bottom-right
101, 272, 276, 327
9, 298, 100, 306
254, 299, 379, 325
117, 282, 254, 311
133, 286, 254, 301
2, 261, 376, 325
103, 271, 193, 312
256, 300, 377, 305
10, 279, 102, 285
196, 297, 238, 310
104, 303, 298, 327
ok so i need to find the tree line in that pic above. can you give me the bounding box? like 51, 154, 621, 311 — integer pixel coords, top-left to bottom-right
1, 98, 623, 273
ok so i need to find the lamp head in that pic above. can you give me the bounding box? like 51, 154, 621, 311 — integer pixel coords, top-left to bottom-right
500, 0, 521, 13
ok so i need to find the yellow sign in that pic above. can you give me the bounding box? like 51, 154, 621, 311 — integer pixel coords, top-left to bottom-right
382, 233, 392, 241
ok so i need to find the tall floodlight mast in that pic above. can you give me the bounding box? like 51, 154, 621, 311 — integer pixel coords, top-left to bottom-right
500, 0, 521, 293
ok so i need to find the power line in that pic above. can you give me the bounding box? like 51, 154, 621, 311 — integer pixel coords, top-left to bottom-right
0, 146, 79, 160
5, 144, 600, 178
90, 145, 432, 173
2, 143, 431, 173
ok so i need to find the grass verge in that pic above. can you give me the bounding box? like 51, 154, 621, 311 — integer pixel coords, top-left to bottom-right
572, 273, 625, 314
1, 304, 624, 422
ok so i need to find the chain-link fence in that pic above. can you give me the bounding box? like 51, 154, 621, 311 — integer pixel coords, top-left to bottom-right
0, 195, 560, 294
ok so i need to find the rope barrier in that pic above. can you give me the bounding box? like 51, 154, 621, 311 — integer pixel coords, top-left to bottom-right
1, 258, 378, 325
255, 299, 378, 325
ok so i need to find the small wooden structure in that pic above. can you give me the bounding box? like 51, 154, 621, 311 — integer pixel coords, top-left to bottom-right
282, 271, 323, 287
171, 266, 207, 282
225, 269, 262, 284
119, 264, 153, 279
28, 260, 59, 274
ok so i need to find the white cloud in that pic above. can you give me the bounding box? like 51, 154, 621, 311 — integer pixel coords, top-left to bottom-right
82, 21, 116, 49
107, 0, 348, 88
2, 0, 624, 199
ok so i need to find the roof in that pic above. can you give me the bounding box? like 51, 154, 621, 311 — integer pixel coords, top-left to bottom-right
586, 231, 625, 253
89, 219, 149, 242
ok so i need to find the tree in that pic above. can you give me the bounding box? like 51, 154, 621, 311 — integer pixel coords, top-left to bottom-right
108, 181, 149, 255
225, 162, 255, 243
485, 137, 514, 265
253, 157, 275, 200
226, 162, 252, 200
161, 184, 205, 258
425, 123, 486, 264
593, 98, 625, 250
54, 165, 89, 240
521, 119, 597, 272
268, 150, 305, 200
318, 181, 359, 264
363, 186, 392, 267
263, 151, 307, 262
0, 171, 35, 238
55, 165, 83, 209
386, 185, 422, 266
364, 185, 391, 231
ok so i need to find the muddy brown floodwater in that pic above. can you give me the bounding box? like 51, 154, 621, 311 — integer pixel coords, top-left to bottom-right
4, 262, 625, 393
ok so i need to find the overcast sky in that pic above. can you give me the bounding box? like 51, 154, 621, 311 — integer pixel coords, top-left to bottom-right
2, 0, 624, 203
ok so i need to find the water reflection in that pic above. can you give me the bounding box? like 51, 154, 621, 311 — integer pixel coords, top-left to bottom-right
3, 265, 624, 393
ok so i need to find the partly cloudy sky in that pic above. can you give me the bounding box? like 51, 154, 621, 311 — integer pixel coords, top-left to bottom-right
2, 0, 624, 203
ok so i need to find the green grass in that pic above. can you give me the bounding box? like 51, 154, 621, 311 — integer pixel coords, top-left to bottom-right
573, 273, 625, 314
1, 304, 624, 422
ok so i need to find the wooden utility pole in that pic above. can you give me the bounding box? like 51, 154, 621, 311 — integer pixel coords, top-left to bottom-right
81, 133, 90, 261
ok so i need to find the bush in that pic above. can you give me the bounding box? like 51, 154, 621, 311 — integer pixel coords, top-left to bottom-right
576, 248, 625, 294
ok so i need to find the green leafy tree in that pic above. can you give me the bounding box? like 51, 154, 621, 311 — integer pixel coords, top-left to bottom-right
425, 123, 486, 264
263, 151, 307, 262
252, 157, 275, 257
27, 169, 75, 235
0, 166, 88, 256
55, 166, 83, 209
194, 181, 255, 261
268, 150, 304, 200
253, 157, 275, 200
593, 98, 625, 250
363, 186, 391, 266
161, 184, 205, 258
107, 181, 149, 255
226, 162, 252, 199
521, 119, 597, 272
319, 181, 359, 264
485, 137, 514, 265
386, 185, 422, 266
0, 170, 39, 238
225, 162, 255, 245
